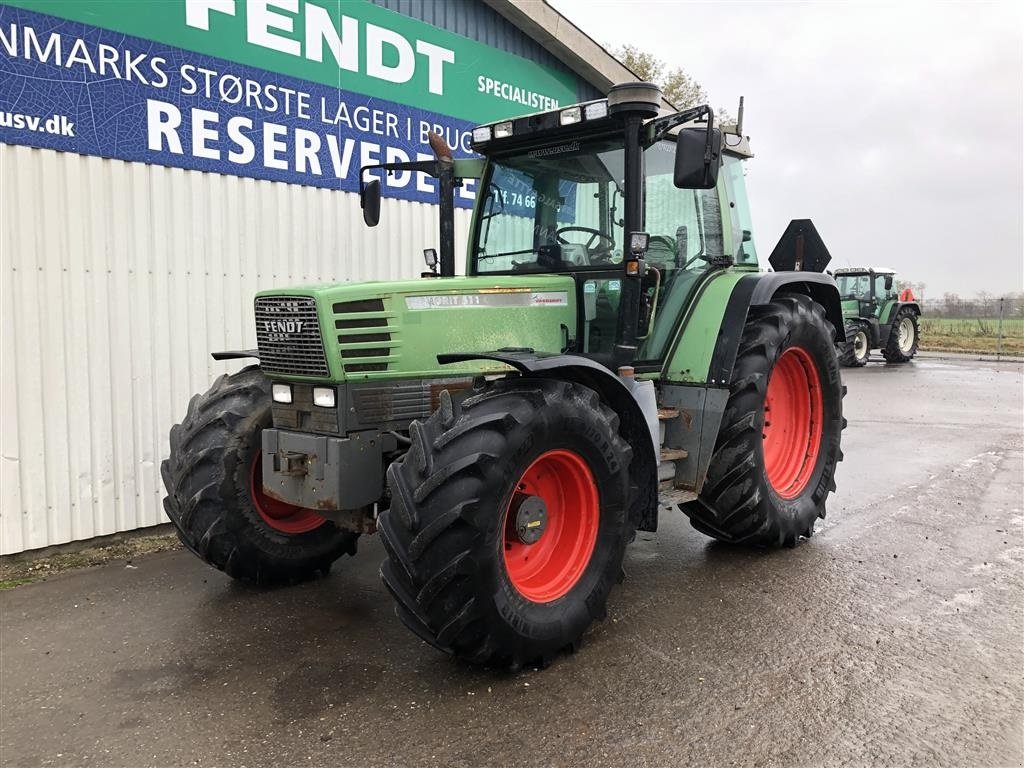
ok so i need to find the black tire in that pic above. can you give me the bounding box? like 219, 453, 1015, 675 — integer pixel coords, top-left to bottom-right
683, 294, 845, 547
161, 366, 358, 585
838, 321, 870, 367
379, 378, 633, 669
882, 307, 919, 363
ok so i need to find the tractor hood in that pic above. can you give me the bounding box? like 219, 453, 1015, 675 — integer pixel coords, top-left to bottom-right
255, 275, 577, 382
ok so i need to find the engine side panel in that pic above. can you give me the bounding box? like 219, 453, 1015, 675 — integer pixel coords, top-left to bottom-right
257, 275, 578, 383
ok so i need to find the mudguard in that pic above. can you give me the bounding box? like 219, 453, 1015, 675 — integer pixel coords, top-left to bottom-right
211, 348, 260, 361
438, 350, 661, 532
880, 300, 921, 324
708, 271, 845, 388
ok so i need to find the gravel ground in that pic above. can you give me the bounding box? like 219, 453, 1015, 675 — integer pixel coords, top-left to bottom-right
1, 357, 1021, 768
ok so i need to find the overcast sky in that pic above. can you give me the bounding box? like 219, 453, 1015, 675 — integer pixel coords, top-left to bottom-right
549, 0, 1023, 299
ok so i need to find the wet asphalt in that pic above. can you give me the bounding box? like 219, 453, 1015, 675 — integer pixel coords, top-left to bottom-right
2, 357, 1022, 768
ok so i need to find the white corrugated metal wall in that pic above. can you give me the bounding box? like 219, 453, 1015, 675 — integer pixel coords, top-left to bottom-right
0, 143, 472, 554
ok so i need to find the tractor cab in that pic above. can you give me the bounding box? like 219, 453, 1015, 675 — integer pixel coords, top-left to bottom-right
360, 82, 759, 372
834, 267, 898, 319
466, 99, 758, 366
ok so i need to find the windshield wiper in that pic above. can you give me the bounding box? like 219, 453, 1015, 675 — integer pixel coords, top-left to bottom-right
477, 248, 536, 260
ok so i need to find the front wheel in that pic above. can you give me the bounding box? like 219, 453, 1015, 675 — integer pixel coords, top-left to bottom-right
839, 321, 870, 367
882, 308, 919, 363
683, 294, 845, 547
379, 378, 633, 669
161, 366, 359, 585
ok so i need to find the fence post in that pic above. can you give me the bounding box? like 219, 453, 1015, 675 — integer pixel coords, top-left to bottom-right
996, 297, 1004, 360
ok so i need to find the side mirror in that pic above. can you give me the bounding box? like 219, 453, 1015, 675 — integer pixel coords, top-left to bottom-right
361, 179, 381, 227
884, 275, 893, 291
674, 127, 722, 190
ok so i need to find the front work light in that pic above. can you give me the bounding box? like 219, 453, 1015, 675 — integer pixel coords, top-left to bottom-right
629, 231, 651, 255
423, 248, 438, 269
560, 106, 582, 125
493, 121, 514, 139
272, 383, 293, 404
312, 387, 336, 408
471, 126, 491, 144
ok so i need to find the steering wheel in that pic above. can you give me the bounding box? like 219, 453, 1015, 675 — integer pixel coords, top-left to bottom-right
556, 226, 615, 252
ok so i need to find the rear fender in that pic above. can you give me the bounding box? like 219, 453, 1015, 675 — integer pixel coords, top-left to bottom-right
749, 273, 845, 341
438, 351, 660, 532
683, 271, 844, 497
705, 272, 844, 390
879, 299, 920, 325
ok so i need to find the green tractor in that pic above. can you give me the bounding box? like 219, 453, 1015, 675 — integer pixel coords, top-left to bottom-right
834, 267, 921, 366
162, 83, 846, 669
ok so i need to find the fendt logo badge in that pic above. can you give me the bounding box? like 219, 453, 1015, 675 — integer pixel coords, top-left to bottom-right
263, 319, 304, 334
260, 300, 309, 341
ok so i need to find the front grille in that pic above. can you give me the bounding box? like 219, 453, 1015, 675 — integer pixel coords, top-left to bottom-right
255, 296, 329, 377
333, 297, 398, 374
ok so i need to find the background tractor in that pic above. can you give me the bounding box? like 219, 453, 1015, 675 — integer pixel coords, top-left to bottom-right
834, 267, 921, 366
163, 82, 846, 670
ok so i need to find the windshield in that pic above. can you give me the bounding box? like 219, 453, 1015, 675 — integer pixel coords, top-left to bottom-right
473, 138, 626, 273
472, 137, 723, 276
836, 274, 870, 299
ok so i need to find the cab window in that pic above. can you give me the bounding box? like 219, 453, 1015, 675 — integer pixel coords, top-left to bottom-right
637, 139, 725, 361
874, 274, 895, 302
722, 155, 757, 265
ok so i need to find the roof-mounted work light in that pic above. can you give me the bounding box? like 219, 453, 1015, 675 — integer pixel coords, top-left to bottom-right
584, 101, 609, 120
493, 121, 514, 139
559, 106, 582, 125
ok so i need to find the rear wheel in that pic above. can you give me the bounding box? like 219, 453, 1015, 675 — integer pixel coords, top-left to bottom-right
882, 308, 919, 363
683, 294, 845, 547
379, 378, 632, 669
839, 321, 870, 367
161, 366, 359, 585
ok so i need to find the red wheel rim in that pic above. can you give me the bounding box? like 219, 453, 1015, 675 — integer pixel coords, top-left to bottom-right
502, 449, 600, 603
249, 453, 327, 534
762, 347, 824, 499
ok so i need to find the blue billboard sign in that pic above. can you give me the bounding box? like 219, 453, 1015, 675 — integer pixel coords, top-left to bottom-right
0, 5, 484, 207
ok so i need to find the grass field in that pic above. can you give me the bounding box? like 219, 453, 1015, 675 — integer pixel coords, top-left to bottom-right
919, 316, 1024, 355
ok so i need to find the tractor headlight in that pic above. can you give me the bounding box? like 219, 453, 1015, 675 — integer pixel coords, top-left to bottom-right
472, 126, 491, 144
312, 387, 336, 408
271, 383, 293, 404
